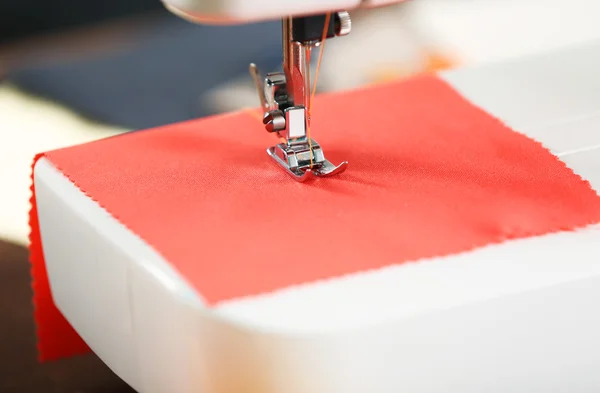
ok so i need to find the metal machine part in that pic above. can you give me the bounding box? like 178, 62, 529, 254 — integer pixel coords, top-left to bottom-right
250, 12, 351, 181
160, 0, 407, 181
161, 0, 406, 25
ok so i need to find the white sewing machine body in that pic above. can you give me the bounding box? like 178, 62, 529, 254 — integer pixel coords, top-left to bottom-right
161, 0, 403, 24
33, 40, 600, 393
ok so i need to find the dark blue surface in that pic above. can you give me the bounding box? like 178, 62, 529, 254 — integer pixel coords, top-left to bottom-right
8, 16, 283, 130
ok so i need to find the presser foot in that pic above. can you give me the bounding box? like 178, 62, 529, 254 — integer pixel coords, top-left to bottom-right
267, 140, 348, 182
249, 12, 353, 182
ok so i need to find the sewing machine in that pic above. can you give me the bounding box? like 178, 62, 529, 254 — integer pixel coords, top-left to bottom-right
29, 1, 600, 393
163, 0, 407, 180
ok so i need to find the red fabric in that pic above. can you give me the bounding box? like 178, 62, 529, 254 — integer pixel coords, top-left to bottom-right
30, 75, 600, 361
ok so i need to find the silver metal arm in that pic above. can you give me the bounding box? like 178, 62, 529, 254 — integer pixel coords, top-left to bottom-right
250, 12, 351, 181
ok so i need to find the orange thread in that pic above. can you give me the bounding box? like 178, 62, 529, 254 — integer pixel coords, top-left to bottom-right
310, 13, 331, 115
307, 12, 331, 168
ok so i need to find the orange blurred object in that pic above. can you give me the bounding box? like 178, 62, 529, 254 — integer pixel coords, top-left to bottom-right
369, 52, 458, 85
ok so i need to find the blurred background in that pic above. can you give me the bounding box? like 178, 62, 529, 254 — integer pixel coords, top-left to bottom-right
1, 0, 600, 391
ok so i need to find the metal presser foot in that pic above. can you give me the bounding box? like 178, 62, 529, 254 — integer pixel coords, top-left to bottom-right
249, 12, 351, 181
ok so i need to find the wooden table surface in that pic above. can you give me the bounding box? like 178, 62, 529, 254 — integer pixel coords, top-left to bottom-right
0, 239, 135, 392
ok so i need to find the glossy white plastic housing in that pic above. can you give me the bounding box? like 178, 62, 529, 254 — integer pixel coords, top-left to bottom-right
34, 40, 600, 393
161, 0, 407, 24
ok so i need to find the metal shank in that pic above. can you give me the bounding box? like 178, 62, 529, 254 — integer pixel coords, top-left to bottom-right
250, 12, 351, 181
